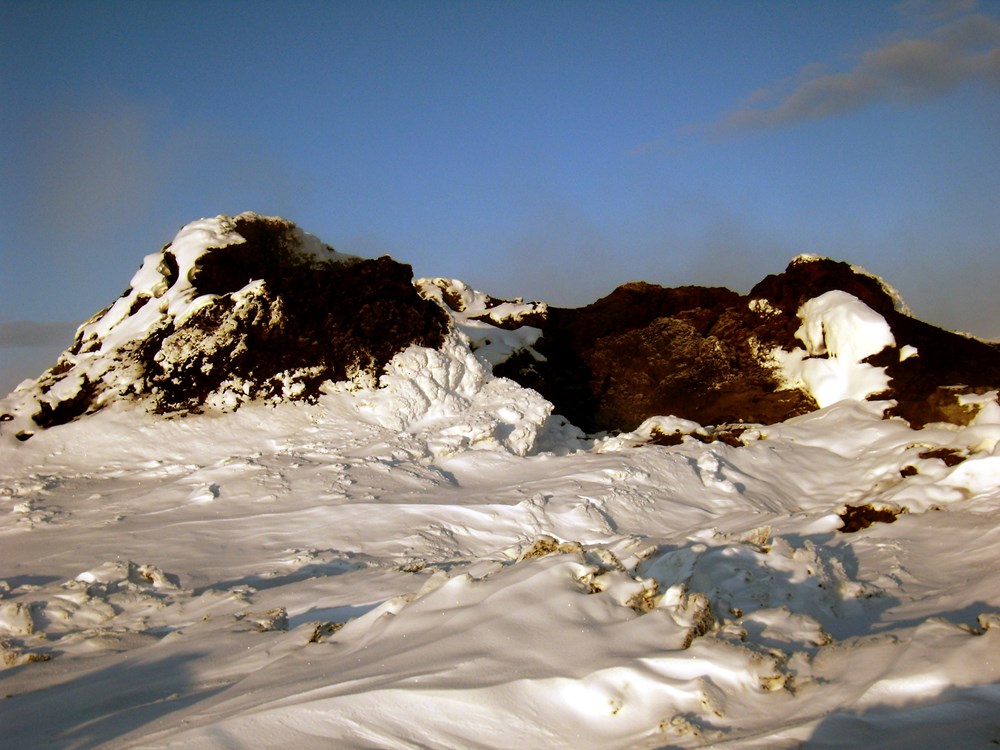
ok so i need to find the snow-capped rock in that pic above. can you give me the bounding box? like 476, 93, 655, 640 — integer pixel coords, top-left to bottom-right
494, 255, 1000, 431
1, 213, 449, 439
3, 219, 999, 444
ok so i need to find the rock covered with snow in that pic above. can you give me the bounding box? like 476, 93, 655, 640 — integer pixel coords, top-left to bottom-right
415, 277, 547, 368
758, 258, 1000, 426
1, 213, 449, 439
3, 219, 999, 444
494, 255, 1000, 431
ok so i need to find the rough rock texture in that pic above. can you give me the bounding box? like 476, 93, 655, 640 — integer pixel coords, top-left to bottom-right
749, 257, 1000, 428
5, 218, 999, 438
495, 257, 1000, 432
494, 281, 816, 433
116, 216, 449, 414
4, 214, 449, 435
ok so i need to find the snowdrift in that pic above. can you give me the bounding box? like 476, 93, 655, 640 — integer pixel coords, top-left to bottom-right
2, 214, 1000, 748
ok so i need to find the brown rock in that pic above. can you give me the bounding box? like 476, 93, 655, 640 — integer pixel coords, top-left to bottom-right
496, 256, 1000, 432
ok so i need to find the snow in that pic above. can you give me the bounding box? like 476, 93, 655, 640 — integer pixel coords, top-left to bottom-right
415, 277, 546, 368
3, 277, 1000, 747
772, 290, 899, 408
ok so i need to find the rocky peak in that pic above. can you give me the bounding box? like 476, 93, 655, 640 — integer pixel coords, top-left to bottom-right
3, 214, 448, 439
4, 223, 998, 441
494, 255, 1000, 432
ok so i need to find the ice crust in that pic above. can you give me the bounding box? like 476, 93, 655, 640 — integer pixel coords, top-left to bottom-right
2, 243, 1000, 747
3, 365, 1000, 747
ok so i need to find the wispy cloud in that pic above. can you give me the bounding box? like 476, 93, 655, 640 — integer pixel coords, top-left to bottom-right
701, 3, 1000, 137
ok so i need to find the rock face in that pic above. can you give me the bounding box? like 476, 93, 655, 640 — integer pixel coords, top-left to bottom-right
493, 281, 816, 433
4, 214, 448, 437
746, 257, 1000, 428
493, 256, 1000, 432
3, 216, 998, 440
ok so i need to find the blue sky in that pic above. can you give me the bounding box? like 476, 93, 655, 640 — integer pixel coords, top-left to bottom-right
2, 0, 1000, 392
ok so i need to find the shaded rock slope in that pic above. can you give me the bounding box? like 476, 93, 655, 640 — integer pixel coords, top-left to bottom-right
2, 214, 999, 440
1, 213, 448, 439
492, 255, 1000, 431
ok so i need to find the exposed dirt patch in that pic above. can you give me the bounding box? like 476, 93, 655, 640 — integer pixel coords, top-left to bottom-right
917, 447, 967, 467
690, 427, 750, 448
648, 426, 749, 448
516, 537, 581, 561
649, 428, 685, 446
838, 504, 903, 533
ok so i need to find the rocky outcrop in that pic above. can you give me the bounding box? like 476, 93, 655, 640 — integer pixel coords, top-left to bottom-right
494, 257, 1000, 432
748, 257, 1000, 428
493, 281, 816, 432
3, 214, 448, 437
4, 217, 998, 440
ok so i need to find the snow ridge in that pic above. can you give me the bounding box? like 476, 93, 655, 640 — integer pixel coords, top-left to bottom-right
3, 220, 1000, 747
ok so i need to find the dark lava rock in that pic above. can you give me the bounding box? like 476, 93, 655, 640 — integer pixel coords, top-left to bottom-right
495, 257, 1000, 432
752, 257, 1000, 428
7, 221, 999, 438
838, 504, 902, 533
12, 214, 449, 431
495, 280, 816, 433
127, 216, 448, 414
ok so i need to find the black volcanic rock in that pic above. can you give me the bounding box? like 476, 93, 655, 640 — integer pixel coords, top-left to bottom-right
4, 214, 448, 435
124, 216, 448, 414
495, 282, 817, 432
4, 219, 998, 439
750, 256, 1000, 427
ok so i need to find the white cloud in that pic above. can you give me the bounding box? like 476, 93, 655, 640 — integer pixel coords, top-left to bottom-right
704, 7, 1000, 136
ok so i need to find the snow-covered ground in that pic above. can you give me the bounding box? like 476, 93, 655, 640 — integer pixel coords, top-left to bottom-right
2, 222, 999, 747
3, 362, 999, 747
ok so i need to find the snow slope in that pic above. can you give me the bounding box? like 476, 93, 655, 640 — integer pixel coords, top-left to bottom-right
2, 222, 1000, 748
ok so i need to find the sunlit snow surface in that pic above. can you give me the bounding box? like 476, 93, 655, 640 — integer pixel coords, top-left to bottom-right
3, 304, 1000, 747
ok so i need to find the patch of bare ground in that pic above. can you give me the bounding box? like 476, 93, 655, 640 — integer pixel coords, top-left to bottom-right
838, 504, 903, 533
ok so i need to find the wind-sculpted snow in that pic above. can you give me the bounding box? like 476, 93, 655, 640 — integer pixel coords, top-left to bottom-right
354, 330, 557, 457
3, 386, 1000, 747
3, 216, 1000, 747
